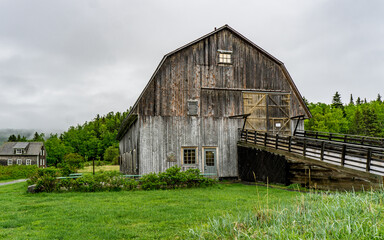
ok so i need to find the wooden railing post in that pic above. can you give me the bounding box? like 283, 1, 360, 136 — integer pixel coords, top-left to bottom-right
341, 145, 346, 166
245, 129, 248, 142
320, 141, 325, 161
303, 138, 307, 156
275, 134, 279, 149
329, 133, 332, 141
288, 136, 292, 152
264, 132, 267, 146
315, 132, 318, 139
366, 148, 372, 172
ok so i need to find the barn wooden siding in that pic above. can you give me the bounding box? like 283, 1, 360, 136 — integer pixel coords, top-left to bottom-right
120, 26, 309, 177
119, 119, 139, 174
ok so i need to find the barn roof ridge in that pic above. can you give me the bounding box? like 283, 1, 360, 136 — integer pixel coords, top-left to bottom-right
164, 24, 283, 65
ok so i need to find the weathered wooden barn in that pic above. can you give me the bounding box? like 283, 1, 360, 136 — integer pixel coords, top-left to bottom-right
117, 25, 311, 178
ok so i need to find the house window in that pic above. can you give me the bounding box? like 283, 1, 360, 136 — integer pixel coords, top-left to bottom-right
17, 159, 22, 165
218, 50, 232, 64
182, 148, 197, 165
15, 149, 22, 154
7, 159, 12, 165
26, 159, 31, 165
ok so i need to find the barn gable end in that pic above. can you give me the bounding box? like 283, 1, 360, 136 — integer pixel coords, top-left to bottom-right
118, 25, 311, 177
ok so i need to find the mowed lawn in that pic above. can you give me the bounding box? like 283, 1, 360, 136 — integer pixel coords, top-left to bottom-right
0, 182, 299, 239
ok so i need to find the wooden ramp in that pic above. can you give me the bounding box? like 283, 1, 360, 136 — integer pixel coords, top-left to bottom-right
238, 130, 384, 191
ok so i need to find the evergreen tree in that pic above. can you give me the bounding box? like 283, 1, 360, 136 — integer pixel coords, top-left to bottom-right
349, 108, 363, 135
361, 107, 381, 136
332, 91, 343, 108
32, 132, 45, 142
356, 97, 361, 105
349, 94, 354, 105
7, 134, 17, 142
376, 94, 382, 103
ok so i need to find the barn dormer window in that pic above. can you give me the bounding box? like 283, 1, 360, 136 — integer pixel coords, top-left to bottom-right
218, 49, 232, 64
15, 148, 22, 154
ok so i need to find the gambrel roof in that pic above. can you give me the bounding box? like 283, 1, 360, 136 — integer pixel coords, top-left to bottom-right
117, 25, 311, 139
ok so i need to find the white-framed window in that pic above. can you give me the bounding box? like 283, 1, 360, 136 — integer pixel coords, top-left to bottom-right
17, 159, 22, 165
15, 149, 22, 154
7, 159, 12, 165
218, 50, 232, 64
26, 159, 31, 165
182, 147, 198, 165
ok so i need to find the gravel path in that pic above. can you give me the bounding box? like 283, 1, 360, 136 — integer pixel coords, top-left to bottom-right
0, 179, 28, 186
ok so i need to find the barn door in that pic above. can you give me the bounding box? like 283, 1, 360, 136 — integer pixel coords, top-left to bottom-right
243, 92, 291, 135
204, 148, 217, 176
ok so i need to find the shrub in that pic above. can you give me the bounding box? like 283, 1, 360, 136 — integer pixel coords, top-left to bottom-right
104, 146, 119, 164
140, 172, 165, 190
61, 153, 84, 172
27, 165, 216, 193
28, 168, 62, 193
0, 165, 38, 181
141, 166, 217, 190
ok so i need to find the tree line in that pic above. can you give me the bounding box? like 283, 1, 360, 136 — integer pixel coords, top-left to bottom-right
8, 111, 129, 167
304, 92, 384, 137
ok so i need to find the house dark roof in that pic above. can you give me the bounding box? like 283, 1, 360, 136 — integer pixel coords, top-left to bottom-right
0, 142, 44, 156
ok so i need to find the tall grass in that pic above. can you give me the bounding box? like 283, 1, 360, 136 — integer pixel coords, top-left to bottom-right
189, 189, 384, 239
0, 165, 38, 180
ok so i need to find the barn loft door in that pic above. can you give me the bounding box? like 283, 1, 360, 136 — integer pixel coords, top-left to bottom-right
243, 92, 291, 135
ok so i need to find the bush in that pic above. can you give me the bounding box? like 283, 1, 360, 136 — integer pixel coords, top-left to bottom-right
104, 146, 119, 164
140, 173, 165, 190
140, 166, 217, 190
61, 153, 84, 172
0, 165, 38, 181
27, 165, 216, 193
27, 168, 62, 193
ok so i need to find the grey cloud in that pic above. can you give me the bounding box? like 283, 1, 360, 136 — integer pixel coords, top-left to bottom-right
0, 0, 383, 131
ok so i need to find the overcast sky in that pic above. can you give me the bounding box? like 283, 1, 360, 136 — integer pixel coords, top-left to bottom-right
1, 0, 383, 132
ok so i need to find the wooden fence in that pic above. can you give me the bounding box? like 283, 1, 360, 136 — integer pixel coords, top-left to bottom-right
239, 129, 384, 176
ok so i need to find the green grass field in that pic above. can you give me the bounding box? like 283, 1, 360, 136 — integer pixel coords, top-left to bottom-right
0, 182, 298, 239
2, 181, 383, 239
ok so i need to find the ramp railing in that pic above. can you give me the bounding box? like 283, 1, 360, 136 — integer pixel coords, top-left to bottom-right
295, 130, 384, 148
239, 129, 384, 176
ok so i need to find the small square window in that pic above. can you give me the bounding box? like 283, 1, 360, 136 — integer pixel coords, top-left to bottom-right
187, 100, 198, 116
15, 149, 22, 154
26, 159, 31, 165
182, 148, 197, 165
7, 159, 12, 165
218, 53, 231, 64
17, 159, 22, 165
